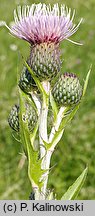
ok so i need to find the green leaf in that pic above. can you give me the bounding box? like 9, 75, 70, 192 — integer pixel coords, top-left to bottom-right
83, 65, 92, 96
60, 104, 80, 130
30, 121, 38, 150
27, 94, 38, 113
19, 89, 44, 188
45, 106, 79, 151
19, 89, 28, 153
50, 92, 58, 121
61, 167, 88, 200
49, 129, 64, 150
25, 60, 49, 107
24, 61, 47, 97
27, 134, 46, 189
42, 128, 64, 151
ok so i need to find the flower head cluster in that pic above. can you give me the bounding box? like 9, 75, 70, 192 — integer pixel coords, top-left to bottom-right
6, 3, 82, 45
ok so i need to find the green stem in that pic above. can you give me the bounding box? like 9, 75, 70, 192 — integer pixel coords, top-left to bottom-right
39, 81, 50, 199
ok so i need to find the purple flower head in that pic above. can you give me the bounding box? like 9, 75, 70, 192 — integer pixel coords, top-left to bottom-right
6, 3, 82, 45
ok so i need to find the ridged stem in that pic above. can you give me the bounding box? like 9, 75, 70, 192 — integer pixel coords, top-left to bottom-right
39, 107, 66, 199
40, 107, 66, 200
39, 81, 50, 158
30, 86, 67, 200
39, 150, 52, 200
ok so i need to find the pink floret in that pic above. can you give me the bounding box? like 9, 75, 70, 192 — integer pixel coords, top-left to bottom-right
8, 4, 82, 45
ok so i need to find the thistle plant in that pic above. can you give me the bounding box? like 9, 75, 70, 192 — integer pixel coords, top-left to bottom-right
5, 3, 90, 200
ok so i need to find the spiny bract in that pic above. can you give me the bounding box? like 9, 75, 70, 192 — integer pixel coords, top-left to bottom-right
19, 66, 36, 94
8, 104, 37, 132
30, 42, 61, 80
52, 72, 83, 106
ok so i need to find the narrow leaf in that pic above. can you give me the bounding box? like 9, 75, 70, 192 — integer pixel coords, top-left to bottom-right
59, 104, 79, 131
19, 89, 28, 153
50, 92, 58, 121
27, 94, 38, 113
83, 65, 92, 96
61, 167, 88, 200
27, 134, 46, 189
42, 128, 64, 151
24, 61, 47, 97
19, 89, 44, 188
49, 129, 64, 150
30, 121, 38, 150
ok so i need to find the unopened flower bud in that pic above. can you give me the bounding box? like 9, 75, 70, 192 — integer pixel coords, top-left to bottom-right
18, 66, 36, 94
25, 103, 38, 132
8, 105, 19, 132
8, 104, 37, 132
52, 72, 82, 106
30, 43, 61, 80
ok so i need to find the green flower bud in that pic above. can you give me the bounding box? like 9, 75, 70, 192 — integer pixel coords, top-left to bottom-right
52, 72, 82, 106
18, 66, 36, 94
30, 42, 61, 80
8, 104, 37, 132
8, 105, 19, 132
25, 103, 38, 132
